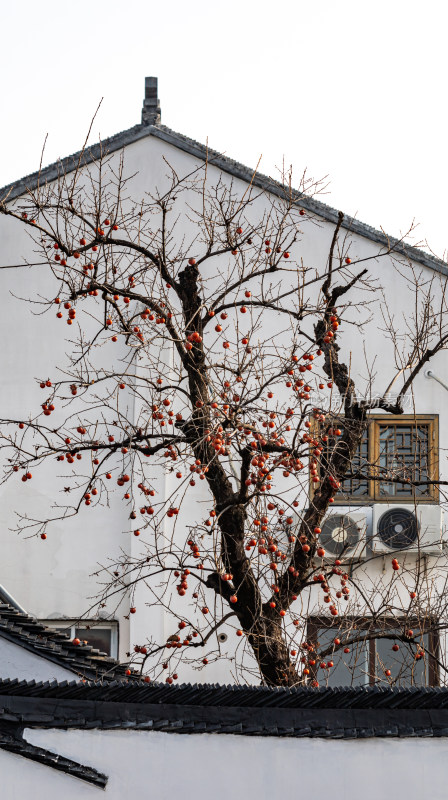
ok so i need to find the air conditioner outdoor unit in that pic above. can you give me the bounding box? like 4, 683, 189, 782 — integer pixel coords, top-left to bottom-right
319, 508, 368, 561
371, 504, 443, 555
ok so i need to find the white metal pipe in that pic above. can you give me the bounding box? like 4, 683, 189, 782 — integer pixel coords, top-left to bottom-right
0, 584, 28, 613
425, 369, 448, 392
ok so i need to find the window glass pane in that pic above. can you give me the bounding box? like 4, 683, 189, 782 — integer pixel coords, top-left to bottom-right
315, 627, 369, 687
75, 627, 112, 655
321, 424, 370, 499
378, 423, 431, 498
344, 426, 369, 497
374, 632, 429, 686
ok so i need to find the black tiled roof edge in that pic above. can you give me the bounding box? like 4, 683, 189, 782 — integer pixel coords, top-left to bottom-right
0, 603, 139, 682
1, 681, 448, 740
2, 677, 448, 709
0, 121, 447, 279
0, 723, 107, 788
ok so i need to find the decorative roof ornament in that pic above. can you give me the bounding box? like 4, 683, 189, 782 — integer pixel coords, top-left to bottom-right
142, 76, 161, 125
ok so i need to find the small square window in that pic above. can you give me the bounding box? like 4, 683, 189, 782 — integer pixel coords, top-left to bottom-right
40, 620, 118, 658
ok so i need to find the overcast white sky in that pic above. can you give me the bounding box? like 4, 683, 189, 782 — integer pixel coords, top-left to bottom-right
1, 1, 447, 258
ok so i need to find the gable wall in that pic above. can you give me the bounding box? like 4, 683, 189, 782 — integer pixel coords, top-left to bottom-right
0, 132, 446, 678
0, 637, 75, 681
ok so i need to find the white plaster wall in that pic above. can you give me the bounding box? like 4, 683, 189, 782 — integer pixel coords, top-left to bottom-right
0, 727, 445, 800
0, 638, 76, 682
0, 131, 447, 675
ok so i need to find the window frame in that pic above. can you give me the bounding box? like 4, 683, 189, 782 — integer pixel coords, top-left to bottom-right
312, 414, 439, 505
40, 619, 119, 658
307, 616, 439, 687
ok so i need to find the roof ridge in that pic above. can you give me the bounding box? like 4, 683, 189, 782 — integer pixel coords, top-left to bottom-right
0, 122, 447, 278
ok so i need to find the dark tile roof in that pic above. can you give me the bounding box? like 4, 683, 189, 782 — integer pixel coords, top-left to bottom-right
2, 677, 448, 710
0, 121, 447, 279
0, 602, 138, 682
2, 679, 447, 786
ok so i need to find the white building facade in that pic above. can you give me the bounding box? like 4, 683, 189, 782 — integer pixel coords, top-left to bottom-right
0, 77, 447, 687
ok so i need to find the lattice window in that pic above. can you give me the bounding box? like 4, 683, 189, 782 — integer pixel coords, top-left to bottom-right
315, 415, 438, 503
377, 423, 432, 498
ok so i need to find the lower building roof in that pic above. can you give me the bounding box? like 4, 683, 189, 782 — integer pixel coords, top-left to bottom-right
0, 601, 137, 682
1, 679, 448, 787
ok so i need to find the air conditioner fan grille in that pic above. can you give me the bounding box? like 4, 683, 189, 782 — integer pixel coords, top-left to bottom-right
320, 515, 361, 557
377, 508, 419, 550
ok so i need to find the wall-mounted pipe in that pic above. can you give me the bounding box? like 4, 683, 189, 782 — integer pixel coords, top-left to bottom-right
0, 584, 28, 613
425, 369, 448, 393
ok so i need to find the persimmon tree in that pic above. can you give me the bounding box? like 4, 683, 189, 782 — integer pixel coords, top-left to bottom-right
1, 152, 448, 687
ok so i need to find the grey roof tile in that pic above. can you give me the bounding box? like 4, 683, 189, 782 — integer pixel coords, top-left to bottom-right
3, 677, 448, 710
